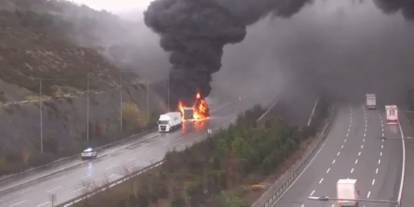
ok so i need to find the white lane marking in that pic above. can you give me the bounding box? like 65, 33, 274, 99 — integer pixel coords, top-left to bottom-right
354, 159, 359, 164
73, 187, 84, 194
381, 138, 384, 142
331, 204, 335, 207
105, 165, 116, 171
46, 186, 62, 193
337, 151, 341, 157
332, 159, 336, 164
326, 168, 331, 174
344, 138, 348, 143
363, 133, 366, 137
358, 151, 362, 156
270, 130, 329, 206
372, 178, 376, 186
310, 190, 316, 196
398, 123, 407, 204
341, 145, 344, 149
380, 151, 383, 157
361, 145, 364, 149
382, 128, 384, 132
366, 191, 371, 199
8, 201, 26, 207
319, 178, 324, 184
362, 138, 366, 142
346, 133, 349, 137
350, 168, 354, 174
378, 159, 381, 165
301, 204, 304, 207
376, 168, 379, 174
382, 132, 385, 137
381, 144, 384, 149
35, 201, 50, 207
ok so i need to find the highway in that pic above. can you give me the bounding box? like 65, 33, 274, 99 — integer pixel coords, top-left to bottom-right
274, 104, 404, 207
0, 98, 249, 207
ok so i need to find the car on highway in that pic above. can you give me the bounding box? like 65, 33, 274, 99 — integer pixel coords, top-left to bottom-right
81, 147, 97, 160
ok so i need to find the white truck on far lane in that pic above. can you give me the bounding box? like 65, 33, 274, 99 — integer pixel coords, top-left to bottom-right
366, 93, 376, 109
337, 179, 359, 207
158, 112, 182, 133
385, 105, 399, 124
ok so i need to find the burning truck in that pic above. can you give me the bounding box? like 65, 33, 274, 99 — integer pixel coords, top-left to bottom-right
178, 92, 209, 121
157, 92, 209, 133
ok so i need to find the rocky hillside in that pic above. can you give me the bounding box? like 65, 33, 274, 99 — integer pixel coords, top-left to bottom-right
0, 0, 165, 175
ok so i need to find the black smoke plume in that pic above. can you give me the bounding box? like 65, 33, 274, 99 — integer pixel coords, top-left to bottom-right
144, 0, 312, 106
374, 0, 414, 20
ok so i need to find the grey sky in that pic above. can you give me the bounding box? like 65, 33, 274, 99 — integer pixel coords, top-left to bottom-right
67, 0, 154, 12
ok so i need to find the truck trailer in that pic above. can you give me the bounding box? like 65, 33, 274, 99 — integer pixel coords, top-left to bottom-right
337, 179, 359, 207
365, 93, 376, 109
385, 105, 399, 124
158, 112, 182, 133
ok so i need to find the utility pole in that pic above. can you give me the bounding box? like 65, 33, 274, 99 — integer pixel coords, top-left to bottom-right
167, 75, 170, 111
146, 80, 150, 121
39, 79, 44, 153
86, 73, 90, 145
119, 72, 123, 132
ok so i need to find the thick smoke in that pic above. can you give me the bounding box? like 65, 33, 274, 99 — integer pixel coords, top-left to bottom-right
374, 0, 414, 20
144, 0, 312, 105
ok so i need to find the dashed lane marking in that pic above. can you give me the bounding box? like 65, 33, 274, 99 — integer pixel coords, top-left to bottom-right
8, 201, 26, 207
372, 179, 376, 186
341, 145, 344, 149
358, 151, 362, 156
366, 191, 371, 199
326, 168, 331, 174
332, 159, 336, 164
378, 159, 381, 165
337, 152, 341, 157
361, 145, 364, 149
35, 201, 50, 207
380, 152, 383, 157
310, 190, 316, 196
319, 178, 324, 184
355, 159, 359, 164
350, 168, 355, 174
376, 168, 379, 174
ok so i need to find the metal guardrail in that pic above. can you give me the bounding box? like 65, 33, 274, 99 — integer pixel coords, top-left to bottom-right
252, 106, 336, 207
57, 160, 164, 207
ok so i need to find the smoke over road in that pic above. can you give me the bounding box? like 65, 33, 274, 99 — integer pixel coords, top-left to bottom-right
144, 0, 312, 105
374, 0, 414, 20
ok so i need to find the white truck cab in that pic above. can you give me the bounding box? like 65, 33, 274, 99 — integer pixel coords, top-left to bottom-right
385, 105, 399, 124
158, 112, 182, 133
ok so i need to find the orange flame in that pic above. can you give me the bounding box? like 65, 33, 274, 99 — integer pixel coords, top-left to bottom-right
177, 92, 209, 121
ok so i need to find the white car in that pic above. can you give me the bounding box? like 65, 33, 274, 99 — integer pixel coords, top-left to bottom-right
81, 147, 97, 160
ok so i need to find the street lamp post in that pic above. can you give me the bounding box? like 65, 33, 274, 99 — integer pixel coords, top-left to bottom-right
39, 79, 44, 153
119, 72, 123, 132
86, 73, 90, 145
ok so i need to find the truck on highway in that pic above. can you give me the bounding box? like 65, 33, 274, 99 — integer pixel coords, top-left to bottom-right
337, 179, 359, 207
158, 112, 181, 132
183, 107, 194, 120
385, 105, 399, 124
365, 93, 376, 109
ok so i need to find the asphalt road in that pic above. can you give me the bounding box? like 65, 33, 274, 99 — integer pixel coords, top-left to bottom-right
274, 104, 403, 207
0, 99, 250, 207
